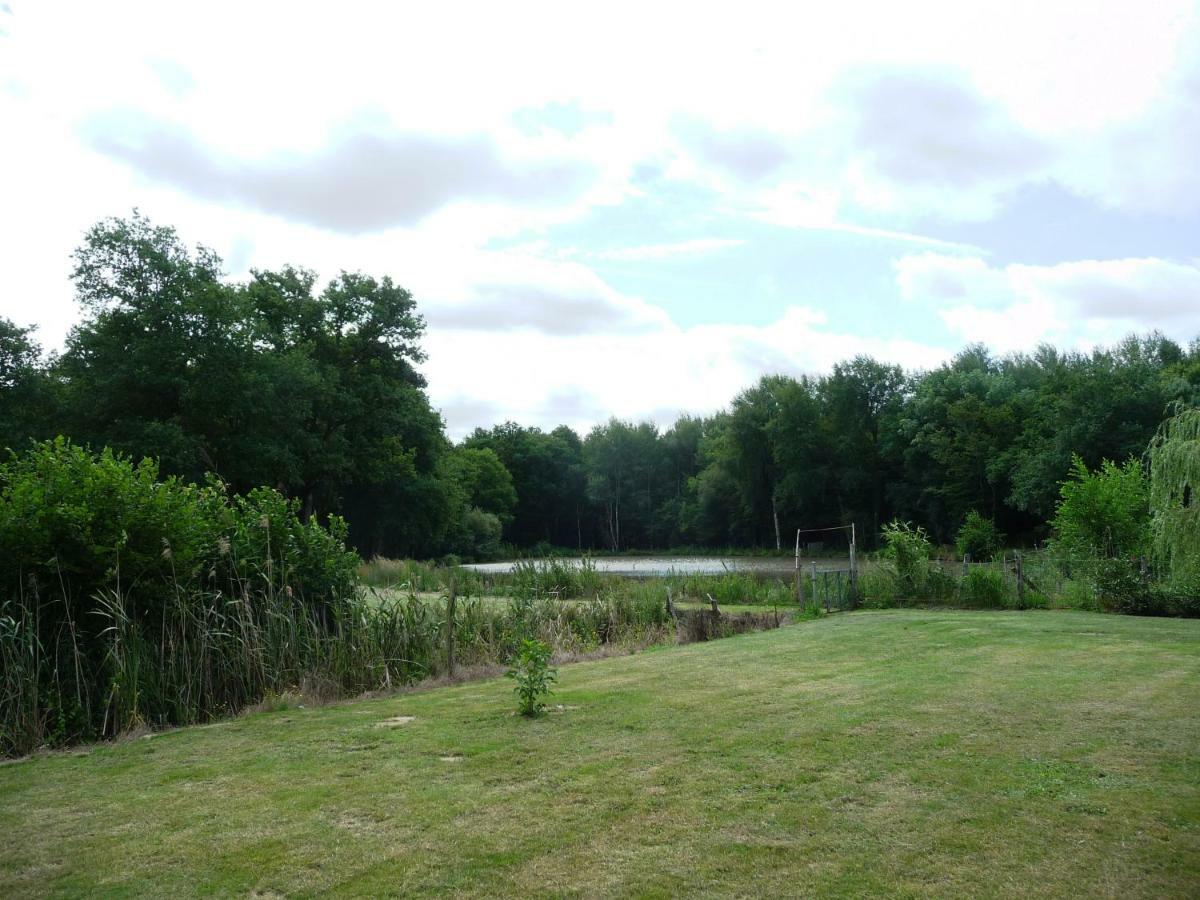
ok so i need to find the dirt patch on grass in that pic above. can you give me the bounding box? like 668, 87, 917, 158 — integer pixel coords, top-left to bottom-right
376, 716, 415, 727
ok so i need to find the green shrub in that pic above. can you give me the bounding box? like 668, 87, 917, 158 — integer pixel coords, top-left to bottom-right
858, 565, 900, 608
960, 567, 1008, 608
1050, 456, 1149, 560
880, 520, 934, 598
1094, 558, 1163, 616
955, 512, 1003, 561
507, 639, 556, 717
0, 439, 360, 754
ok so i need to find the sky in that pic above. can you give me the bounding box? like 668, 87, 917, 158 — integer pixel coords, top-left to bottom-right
2, 1, 1199, 439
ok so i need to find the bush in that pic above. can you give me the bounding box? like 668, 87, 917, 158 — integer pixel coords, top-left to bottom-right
858, 565, 900, 608
1050, 456, 1149, 560
507, 638, 556, 717
960, 567, 1008, 609
0, 439, 360, 754
880, 521, 934, 598
452, 507, 504, 561
955, 512, 1003, 561
1093, 558, 1168, 616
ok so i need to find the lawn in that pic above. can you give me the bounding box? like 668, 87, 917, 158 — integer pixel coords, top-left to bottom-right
2, 610, 1198, 897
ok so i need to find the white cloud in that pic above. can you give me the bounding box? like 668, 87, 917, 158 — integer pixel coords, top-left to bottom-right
425, 304, 950, 439
422, 255, 671, 335
588, 239, 746, 261
3, 0, 1200, 443
897, 253, 1200, 352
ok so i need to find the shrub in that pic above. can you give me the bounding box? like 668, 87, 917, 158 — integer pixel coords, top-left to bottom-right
456, 507, 503, 561
955, 512, 1003, 561
1050, 456, 1149, 560
880, 520, 934, 597
507, 638, 556, 717
0, 439, 360, 754
858, 565, 901, 608
1094, 558, 1162, 616
960, 567, 1008, 609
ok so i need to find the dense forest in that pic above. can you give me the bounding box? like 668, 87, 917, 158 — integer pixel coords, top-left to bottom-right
3, 214, 1199, 558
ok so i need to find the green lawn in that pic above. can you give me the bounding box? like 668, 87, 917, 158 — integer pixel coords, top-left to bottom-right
2, 610, 1198, 897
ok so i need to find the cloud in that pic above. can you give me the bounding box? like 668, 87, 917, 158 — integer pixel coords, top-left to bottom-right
512, 101, 614, 137
842, 66, 1051, 190
146, 59, 195, 99
425, 302, 951, 438
82, 113, 595, 233
897, 252, 1200, 351
434, 397, 504, 434
894, 253, 1009, 303
673, 116, 792, 182
421, 256, 670, 336
588, 238, 745, 261
429, 283, 667, 336
1061, 42, 1200, 216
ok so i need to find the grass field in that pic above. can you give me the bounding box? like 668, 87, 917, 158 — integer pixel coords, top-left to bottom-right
2, 610, 1198, 897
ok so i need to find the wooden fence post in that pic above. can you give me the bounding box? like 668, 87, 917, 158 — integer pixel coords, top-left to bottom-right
795, 531, 804, 605
1015, 553, 1025, 608
849, 523, 858, 602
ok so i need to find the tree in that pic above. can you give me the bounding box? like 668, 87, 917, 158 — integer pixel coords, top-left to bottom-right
1049, 456, 1149, 560
57, 213, 451, 558
583, 419, 660, 551
1148, 405, 1200, 588
899, 347, 1025, 541
955, 511, 1003, 560
439, 447, 517, 523
464, 423, 585, 547
0, 318, 51, 452
820, 357, 906, 544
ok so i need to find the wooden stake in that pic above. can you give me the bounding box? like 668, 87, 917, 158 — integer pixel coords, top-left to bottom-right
446, 580, 457, 677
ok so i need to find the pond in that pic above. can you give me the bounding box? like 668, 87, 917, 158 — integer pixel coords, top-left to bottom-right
462, 556, 851, 577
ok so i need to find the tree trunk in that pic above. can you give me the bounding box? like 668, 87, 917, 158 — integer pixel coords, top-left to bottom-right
772, 489, 781, 551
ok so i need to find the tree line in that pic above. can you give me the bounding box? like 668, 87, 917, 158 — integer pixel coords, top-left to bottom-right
3, 214, 1198, 558
467, 343, 1199, 552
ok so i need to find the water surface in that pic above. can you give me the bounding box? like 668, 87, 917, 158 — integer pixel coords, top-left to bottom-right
463, 556, 849, 577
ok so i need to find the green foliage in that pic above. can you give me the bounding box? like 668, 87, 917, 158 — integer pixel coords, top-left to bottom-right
0, 318, 51, 453
48, 213, 454, 560
880, 520, 934, 597
955, 511, 1003, 560
506, 638, 557, 717
6, 212, 1200, 568
1147, 406, 1200, 588
1093, 558, 1157, 616
0, 439, 360, 754
960, 567, 1009, 609
1050, 456, 1150, 559
507, 557, 604, 600
465, 423, 587, 549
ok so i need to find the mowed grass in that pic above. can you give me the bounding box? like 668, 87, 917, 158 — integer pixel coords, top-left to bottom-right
2, 610, 1198, 898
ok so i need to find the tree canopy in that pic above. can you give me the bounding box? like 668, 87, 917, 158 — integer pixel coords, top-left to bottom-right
2, 213, 1198, 559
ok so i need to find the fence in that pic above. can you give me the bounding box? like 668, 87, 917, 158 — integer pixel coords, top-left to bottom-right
802, 563, 857, 611
795, 524, 859, 611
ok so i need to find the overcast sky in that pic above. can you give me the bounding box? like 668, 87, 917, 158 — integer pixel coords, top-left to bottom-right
3, 1, 1199, 438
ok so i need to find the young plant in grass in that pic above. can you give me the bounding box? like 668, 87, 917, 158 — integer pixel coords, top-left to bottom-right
507, 639, 556, 717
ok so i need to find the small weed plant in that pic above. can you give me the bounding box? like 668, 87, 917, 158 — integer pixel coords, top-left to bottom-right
507, 639, 557, 717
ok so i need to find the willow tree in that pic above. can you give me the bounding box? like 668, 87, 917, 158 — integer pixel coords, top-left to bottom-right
1148, 406, 1200, 588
